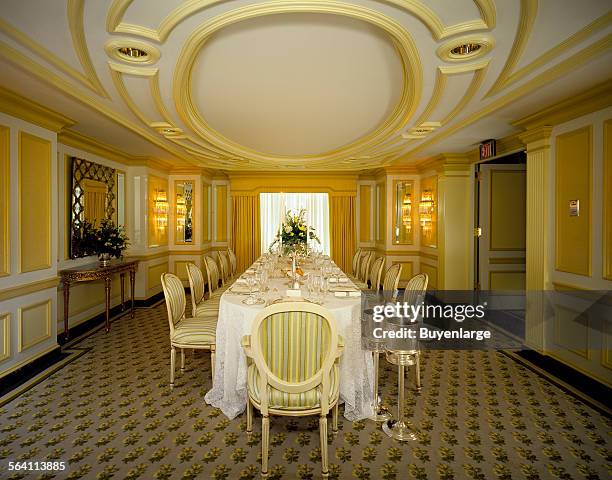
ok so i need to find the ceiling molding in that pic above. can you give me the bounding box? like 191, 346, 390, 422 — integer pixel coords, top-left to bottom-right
172, 1, 422, 167
0, 16, 107, 98
58, 128, 174, 171
512, 80, 612, 130
67, 0, 109, 98
0, 86, 75, 132
107, 0, 493, 43
391, 35, 612, 163
487, 4, 612, 97
0, 41, 198, 168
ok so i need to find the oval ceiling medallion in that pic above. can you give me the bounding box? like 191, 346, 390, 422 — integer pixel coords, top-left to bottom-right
190, 14, 403, 157
173, 2, 421, 164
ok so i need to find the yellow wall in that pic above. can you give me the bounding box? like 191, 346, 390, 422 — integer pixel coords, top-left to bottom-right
19, 132, 52, 272
420, 263, 437, 289
604, 119, 612, 280
420, 175, 438, 248
359, 184, 371, 242
148, 175, 168, 247
555, 126, 591, 276
215, 184, 228, 242
18, 299, 51, 352
0, 126, 8, 276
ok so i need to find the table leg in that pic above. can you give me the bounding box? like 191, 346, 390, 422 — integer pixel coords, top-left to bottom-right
120, 273, 126, 311
63, 281, 70, 340
129, 269, 136, 319
104, 277, 111, 333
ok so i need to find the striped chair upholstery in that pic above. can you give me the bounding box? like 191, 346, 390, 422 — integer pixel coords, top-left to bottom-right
160, 273, 217, 387
354, 256, 384, 291
204, 256, 224, 296
242, 302, 343, 479
218, 251, 231, 285
186, 263, 217, 318
403, 273, 429, 306
351, 248, 361, 276
382, 263, 402, 300
358, 251, 374, 282
227, 248, 237, 276
399, 273, 429, 391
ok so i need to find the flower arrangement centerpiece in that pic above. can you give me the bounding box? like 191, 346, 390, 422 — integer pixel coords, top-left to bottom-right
79, 219, 129, 266
271, 209, 320, 256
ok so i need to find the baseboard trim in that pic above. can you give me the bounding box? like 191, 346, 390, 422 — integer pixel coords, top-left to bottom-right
503, 350, 611, 417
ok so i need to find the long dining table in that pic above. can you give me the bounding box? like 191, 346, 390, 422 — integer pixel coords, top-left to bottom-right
204, 255, 375, 421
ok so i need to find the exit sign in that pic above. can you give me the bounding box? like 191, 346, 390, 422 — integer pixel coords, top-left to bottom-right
479, 139, 496, 160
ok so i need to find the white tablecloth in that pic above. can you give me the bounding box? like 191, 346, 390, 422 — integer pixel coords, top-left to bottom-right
204, 259, 374, 421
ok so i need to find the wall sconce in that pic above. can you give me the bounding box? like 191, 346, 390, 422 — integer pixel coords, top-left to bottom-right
401, 193, 412, 227
153, 189, 168, 230
176, 193, 186, 227
419, 189, 434, 232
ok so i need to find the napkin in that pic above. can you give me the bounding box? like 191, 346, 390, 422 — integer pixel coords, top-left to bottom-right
328, 277, 349, 283
333, 290, 361, 297
229, 284, 259, 294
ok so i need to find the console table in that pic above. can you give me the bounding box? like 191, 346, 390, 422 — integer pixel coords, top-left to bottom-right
59, 259, 139, 338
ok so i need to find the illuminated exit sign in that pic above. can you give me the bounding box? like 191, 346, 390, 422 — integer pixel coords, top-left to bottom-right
479, 139, 496, 160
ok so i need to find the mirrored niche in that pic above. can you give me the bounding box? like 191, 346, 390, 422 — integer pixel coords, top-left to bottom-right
175, 180, 194, 244
69, 157, 125, 258
393, 180, 414, 245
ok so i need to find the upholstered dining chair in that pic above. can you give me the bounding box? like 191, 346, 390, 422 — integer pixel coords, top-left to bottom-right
204, 255, 226, 297
160, 273, 217, 388
358, 251, 374, 282
227, 248, 238, 276
382, 263, 402, 301
217, 250, 232, 285
401, 273, 429, 391
354, 256, 384, 291
186, 263, 219, 318
351, 248, 362, 277
241, 302, 344, 479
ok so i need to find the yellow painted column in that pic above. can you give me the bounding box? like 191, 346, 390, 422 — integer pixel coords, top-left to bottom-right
519, 126, 553, 352
437, 158, 472, 290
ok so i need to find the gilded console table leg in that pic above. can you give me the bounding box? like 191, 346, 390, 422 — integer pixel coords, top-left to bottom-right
63, 281, 70, 340
120, 273, 126, 311
104, 276, 111, 333
129, 269, 136, 318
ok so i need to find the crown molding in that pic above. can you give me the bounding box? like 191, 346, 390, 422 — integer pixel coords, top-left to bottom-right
518, 125, 553, 148
512, 80, 612, 130
0, 87, 75, 132
59, 128, 176, 172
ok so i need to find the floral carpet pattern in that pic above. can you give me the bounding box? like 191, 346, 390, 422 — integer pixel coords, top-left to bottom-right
0, 301, 609, 479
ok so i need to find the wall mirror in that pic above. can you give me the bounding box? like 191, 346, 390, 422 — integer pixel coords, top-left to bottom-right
70, 157, 124, 258
392, 180, 414, 244
175, 180, 194, 244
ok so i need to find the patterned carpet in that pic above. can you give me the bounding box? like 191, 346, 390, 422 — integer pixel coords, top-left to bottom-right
0, 300, 610, 480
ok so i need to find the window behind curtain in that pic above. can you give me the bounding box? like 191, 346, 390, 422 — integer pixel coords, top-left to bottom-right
260, 193, 330, 254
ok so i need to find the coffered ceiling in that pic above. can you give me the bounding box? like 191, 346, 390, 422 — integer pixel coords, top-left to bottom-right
0, 0, 610, 171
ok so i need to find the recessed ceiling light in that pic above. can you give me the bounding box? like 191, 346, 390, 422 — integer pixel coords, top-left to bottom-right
117, 47, 148, 59
450, 43, 481, 56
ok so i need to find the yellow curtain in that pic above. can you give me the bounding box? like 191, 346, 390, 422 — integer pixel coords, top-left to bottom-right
330, 195, 356, 273
231, 195, 261, 273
